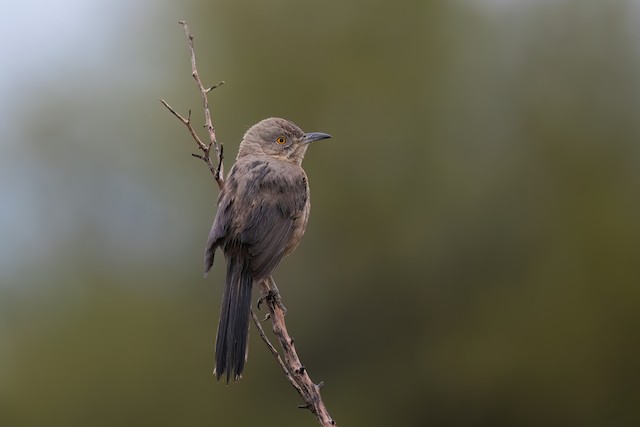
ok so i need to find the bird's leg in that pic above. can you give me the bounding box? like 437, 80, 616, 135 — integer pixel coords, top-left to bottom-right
257, 276, 287, 315
267, 276, 288, 314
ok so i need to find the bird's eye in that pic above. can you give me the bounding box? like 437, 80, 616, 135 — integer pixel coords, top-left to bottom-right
276, 136, 287, 145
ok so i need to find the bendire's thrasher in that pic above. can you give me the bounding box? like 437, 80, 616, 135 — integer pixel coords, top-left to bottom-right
204, 118, 331, 382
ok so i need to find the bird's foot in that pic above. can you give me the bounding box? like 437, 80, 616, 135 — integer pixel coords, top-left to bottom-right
257, 286, 287, 315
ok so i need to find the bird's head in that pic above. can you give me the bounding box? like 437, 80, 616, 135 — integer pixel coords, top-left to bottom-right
238, 117, 331, 165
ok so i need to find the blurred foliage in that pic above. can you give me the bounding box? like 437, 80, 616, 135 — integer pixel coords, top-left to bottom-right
1, 0, 640, 426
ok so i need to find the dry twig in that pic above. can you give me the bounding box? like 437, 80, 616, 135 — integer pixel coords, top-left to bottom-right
160, 21, 224, 188
160, 21, 336, 427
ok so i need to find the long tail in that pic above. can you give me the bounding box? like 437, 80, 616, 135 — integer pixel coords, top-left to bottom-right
215, 254, 253, 383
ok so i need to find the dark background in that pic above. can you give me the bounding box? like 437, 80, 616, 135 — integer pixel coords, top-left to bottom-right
1, 0, 639, 425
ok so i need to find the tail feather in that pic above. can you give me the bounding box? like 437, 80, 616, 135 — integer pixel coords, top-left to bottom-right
215, 255, 253, 382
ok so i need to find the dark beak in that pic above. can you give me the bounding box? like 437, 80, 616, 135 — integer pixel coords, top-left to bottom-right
303, 132, 332, 143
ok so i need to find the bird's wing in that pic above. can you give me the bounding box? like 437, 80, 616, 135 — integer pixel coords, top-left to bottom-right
204, 185, 232, 275
238, 164, 308, 280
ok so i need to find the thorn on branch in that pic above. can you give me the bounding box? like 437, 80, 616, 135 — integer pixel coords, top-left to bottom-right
298, 403, 311, 410
317, 381, 325, 389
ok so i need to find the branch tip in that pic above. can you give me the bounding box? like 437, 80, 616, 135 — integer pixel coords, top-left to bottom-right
206, 81, 226, 93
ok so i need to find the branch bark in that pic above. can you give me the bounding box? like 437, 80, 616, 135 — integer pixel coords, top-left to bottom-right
256, 278, 336, 426
160, 21, 336, 427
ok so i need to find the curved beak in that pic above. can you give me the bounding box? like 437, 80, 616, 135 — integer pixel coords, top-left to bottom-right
302, 132, 332, 144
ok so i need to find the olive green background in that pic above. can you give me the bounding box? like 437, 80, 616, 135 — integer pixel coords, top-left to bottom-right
1, 0, 639, 426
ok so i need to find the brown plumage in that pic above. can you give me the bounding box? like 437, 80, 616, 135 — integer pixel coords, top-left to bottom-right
204, 118, 331, 382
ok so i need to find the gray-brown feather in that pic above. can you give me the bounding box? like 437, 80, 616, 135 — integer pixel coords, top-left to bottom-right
205, 157, 309, 280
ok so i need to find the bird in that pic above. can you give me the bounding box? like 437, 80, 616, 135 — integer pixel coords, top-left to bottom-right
204, 117, 331, 382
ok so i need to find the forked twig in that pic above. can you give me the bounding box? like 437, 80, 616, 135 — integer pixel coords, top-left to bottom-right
160, 21, 224, 189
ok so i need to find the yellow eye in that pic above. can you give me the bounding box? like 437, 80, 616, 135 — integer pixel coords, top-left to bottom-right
276, 136, 287, 145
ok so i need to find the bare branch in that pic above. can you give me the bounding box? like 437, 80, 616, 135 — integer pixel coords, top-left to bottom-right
250, 308, 303, 395
160, 21, 224, 190
206, 80, 226, 93
159, 99, 206, 150
160, 97, 218, 179
179, 20, 224, 187
258, 278, 337, 426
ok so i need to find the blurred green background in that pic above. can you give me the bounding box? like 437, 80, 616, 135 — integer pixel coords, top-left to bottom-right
1, 0, 639, 425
